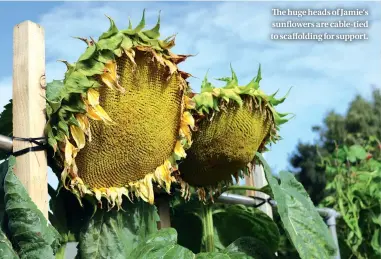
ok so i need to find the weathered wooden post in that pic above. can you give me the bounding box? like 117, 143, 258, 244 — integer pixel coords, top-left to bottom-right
252, 164, 273, 218
12, 21, 48, 219
245, 162, 273, 218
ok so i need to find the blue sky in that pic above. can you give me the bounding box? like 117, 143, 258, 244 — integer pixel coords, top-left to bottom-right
0, 1, 380, 188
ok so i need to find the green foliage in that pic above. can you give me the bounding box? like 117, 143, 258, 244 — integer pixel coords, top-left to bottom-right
0, 157, 61, 258
172, 153, 337, 259
320, 140, 381, 259
289, 143, 327, 204
76, 200, 159, 259
0, 228, 18, 259
171, 199, 279, 257
256, 153, 337, 259
290, 89, 381, 205
129, 228, 257, 259
213, 205, 279, 254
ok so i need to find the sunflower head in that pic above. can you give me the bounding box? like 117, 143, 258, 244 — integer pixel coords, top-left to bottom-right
178, 65, 292, 200
45, 11, 195, 210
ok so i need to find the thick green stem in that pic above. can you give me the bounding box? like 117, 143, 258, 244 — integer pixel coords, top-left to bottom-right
201, 204, 215, 252
55, 243, 66, 259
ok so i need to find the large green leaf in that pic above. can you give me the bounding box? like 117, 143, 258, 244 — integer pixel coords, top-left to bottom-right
129, 228, 257, 259
128, 228, 195, 259
213, 205, 279, 254
76, 200, 159, 259
0, 228, 18, 259
0, 159, 9, 223
4, 156, 61, 259
256, 153, 336, 259
222, 237, 274, 259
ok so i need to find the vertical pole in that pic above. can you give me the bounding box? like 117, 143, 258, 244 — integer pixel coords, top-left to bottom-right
244, 174, 255, 197
12, 21, 48, 219
156, 196, 171, 229
252, 164, 273, 219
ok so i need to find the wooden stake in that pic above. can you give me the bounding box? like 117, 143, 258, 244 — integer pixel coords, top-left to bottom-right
244, 173, 255, 197
252, 165, 273, 219
12, 21, 48, 219
156, 197, 171, 229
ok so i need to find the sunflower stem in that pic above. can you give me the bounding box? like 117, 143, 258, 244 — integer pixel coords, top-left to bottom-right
55, 243, 66, 259
201, 204, 215, 252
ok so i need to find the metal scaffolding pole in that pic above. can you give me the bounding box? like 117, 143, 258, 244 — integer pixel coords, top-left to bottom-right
0, 135, 12, 153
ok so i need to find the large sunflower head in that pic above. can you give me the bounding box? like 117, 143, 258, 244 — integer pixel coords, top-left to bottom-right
178, 65, 292, 200
45, 12, 195, 210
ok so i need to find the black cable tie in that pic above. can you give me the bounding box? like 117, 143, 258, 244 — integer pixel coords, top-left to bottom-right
249, 196, 275, 208
11, 136, 48, 157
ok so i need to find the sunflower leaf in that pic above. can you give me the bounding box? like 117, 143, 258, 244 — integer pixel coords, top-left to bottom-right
4, 156, 61, 258
76, 200, 159, 259
256, 152, 337, 259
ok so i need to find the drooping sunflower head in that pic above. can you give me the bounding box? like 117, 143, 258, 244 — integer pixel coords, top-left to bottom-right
178, 65, 292, 200
45, 11, 195, 209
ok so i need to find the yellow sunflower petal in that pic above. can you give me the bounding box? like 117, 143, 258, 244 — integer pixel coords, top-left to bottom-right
180, 123, 192, 144
124, 49, 136, 65
94, 188, 102, 202
185, 96, 196, 109
64, 137, 75, 165
137, 174, 155, 204
101, 61, 125, 93
76, 114, 89, 131
174, 140, 186, 158
70, 125, 86, 149
86, 106, 102, 121
87, 88, 100, 107
154, 161, 173, 193
76, 114, 91, 141
93, 105, 115, 125
107, 187, 118, 209
182, 111, 195, 129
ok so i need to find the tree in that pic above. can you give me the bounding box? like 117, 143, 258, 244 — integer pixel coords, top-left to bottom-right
289, 88, 381, 204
